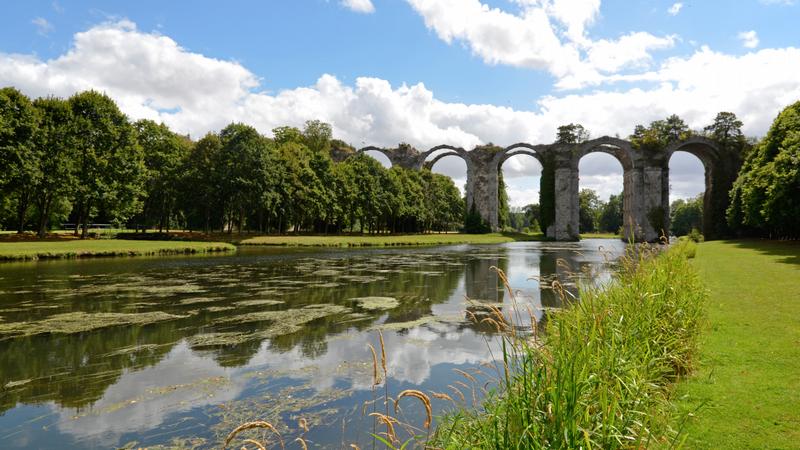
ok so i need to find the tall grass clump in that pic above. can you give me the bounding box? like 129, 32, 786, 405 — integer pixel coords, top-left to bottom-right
430, 242, 706, 449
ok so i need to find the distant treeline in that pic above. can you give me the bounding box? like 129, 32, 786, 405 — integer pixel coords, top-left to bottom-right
0, 88, 464, 236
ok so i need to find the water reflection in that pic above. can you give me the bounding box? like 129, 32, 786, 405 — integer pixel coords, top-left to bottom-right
0, 240, 625, 448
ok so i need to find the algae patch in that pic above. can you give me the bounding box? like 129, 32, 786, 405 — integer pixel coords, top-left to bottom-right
0, 311, 186, 340
233, 299, 284, 307
350, 296, 399, 311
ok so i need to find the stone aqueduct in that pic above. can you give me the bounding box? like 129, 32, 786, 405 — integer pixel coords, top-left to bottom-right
334, 136, 742, 242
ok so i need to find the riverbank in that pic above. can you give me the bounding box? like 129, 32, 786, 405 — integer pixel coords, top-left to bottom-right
237, 232, 543, 247
429, 241, 705, 448
673, 240, 800, 448
0, 240, 236, 261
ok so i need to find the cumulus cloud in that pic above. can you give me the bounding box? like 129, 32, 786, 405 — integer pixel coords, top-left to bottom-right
738, 30, 759, 49
405, 0, 676, 89
2, 21, 799, 204
667, 2, 683, 16
340, 0, 375, 13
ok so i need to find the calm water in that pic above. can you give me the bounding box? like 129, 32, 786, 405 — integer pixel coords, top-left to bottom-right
0, 240, 625, 449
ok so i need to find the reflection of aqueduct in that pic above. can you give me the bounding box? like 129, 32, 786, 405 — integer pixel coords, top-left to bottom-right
345, 137, 741, 241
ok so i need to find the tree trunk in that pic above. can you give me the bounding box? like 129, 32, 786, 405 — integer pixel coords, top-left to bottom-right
37, 195, 53, 238
15, 192, 30, 234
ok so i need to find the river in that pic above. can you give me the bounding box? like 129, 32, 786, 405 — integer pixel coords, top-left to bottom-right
0, 240, 625, 449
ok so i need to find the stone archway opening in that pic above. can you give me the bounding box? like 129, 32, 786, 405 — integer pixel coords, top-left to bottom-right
423, 150, 469, 197
499, 152, 543, 233
361, 149, 393, 168
668, 151, 707, 238
578, 152, 624, 237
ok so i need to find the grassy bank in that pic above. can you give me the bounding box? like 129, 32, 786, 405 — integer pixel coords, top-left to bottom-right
430, 241, 706, 448
238, 232, 543, 247
580, 232, 621, 239
673, 240, 800, 448
0, 240, 236, 261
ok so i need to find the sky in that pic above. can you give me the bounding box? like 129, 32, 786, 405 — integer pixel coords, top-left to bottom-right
2, 0, 799, 207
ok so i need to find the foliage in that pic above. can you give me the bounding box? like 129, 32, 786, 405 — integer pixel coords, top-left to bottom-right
598, 192, 623, 233
430, 244, 706, 448
670, 194, 703, 237
463, 201, 490, 234
630, 114, 692, 151
68, 90, 145, 237
578, 188, 601, 233
0, 89, 465, 236
728, 101, 800, 238
538, 153, 555, 234
555, 123, 589, 144
497, 170, 510, 229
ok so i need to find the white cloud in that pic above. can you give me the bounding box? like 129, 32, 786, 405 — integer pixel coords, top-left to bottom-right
738, 30, 759, 49
31, 17, 54, 36
2, 21, 800, 201
341, 0, 375, 13
667, 2, 683, 16
405, 0, 676, 89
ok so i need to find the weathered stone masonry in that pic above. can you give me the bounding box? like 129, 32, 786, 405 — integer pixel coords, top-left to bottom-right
348, 136, 741, 242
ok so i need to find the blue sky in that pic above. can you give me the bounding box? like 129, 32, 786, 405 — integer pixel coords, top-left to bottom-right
2, 0, 799, 205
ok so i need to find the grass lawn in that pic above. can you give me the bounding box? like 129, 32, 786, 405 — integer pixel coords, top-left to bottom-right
238, 232, 543, 247
580, 232, 621, 239
675, 240, 800, 449
0, 239, 236, 261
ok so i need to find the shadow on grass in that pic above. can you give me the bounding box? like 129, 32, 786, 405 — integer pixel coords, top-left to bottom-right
726, 239, 800, 267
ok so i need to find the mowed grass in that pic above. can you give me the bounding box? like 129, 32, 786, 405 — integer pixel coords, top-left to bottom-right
675, 240, 800, 449
238, 232, 543, 247
0, 239, 236, 261
580, 232, 621, 239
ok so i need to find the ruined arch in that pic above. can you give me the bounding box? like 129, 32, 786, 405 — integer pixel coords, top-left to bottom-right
358, 146, 394, 167
665, 137, 731, 239
492, 144, 548, 231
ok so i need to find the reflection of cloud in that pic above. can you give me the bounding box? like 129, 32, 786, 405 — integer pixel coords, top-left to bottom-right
54, 343, 244, 444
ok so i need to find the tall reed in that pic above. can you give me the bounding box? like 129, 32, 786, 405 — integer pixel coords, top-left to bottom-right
430, 241, 706, 449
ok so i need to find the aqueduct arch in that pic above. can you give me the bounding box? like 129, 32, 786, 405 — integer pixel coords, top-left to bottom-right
349, 135, 740, 242
665, 137, 738, 240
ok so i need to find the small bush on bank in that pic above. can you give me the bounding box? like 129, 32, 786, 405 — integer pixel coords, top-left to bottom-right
430, 243, 707, 449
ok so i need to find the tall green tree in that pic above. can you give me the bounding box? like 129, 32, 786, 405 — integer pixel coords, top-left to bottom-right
728, 101, 800, 238
578, 188, 601, 233
0, 87, 40, 233
598, 193, 623, 233
31, 97, 75, 237
68, 91, 145, 237
181, 132, 223, 232
135, 119, 191, 232
670, 195, 703, 237
555, 123, 590, 144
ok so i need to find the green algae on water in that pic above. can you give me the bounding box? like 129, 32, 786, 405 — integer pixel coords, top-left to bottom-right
0, 311, 186, 340
350, 296, 399, 311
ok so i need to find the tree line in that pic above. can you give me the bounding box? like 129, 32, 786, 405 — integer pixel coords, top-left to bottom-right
0, 87, 464, 237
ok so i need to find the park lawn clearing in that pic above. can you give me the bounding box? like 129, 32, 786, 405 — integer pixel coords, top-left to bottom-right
237, 232, 537, 247
580, 232, 621, 239
0, 239, 235, 261
675, 240, 800, 449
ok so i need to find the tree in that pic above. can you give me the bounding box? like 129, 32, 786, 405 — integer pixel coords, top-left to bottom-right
631, 115, 691, 152
578, 188, 601, 233
181, 133, 223, 232
217, 123, 275, 233
728, 101, 800, 238
704, 112, 745, 148
598, 193, 623, 233
497, 170, 510, 229
0, 87, 40, 233
69, 90, 145, 237
670, 195, 703, 237
135, 119, 191, 232
556, 123, 590, 144
31, 97, 75, 237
